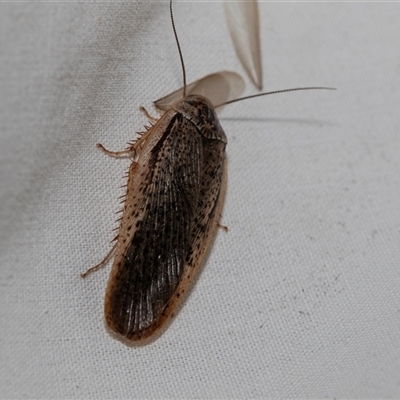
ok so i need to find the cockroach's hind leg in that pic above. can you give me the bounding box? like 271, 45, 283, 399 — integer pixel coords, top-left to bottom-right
139, 106, 158, 123
81, 242, 117, 278
217, 222, 228, 232
97, 143, 136, 158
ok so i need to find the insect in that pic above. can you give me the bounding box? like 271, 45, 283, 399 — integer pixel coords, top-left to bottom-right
82, 0, 334, 344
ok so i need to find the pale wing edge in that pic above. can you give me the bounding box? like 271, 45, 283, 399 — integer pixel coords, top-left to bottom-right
224, 0, 262, 90
154, 71, 245, 112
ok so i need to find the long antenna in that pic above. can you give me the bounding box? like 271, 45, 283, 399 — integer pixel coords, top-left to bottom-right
215, 87, 336, 109
170, 0, 187, 98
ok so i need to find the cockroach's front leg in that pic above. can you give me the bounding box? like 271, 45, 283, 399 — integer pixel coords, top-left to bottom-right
139, 106, 158, 123
96, 143, 136, 158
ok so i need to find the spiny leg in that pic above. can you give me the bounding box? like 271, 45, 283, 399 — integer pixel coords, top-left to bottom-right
216, 211, 228, 232
81, 242, 117, 278
97, 143, 135, 158
217, 222, 228, 232
139, 106, 158, 123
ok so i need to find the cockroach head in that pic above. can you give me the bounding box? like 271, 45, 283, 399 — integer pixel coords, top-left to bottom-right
173, 95, 227, 143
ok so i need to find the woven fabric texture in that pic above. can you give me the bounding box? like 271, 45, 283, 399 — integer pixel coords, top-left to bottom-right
1, 2, 400, 398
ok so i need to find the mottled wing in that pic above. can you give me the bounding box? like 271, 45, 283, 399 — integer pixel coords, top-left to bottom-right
154, 71, 245, 112
105, 114, 226, 341
224, 0, 262, 90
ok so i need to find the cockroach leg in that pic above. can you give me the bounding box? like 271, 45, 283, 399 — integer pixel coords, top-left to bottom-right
81, 242, 118, 278
97, 143, 136, 158
217, 222, 228, 232
139, 106, 158, 122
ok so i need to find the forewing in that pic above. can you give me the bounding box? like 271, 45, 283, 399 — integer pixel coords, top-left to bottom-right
224, 0, 262, 90
105, 115, 211, 340
185, 135, 227, 270
154, 71, 245, 112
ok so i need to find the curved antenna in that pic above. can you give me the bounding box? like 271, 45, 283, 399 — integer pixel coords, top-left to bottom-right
170, 0, 187, 98
215, 87, 336, 108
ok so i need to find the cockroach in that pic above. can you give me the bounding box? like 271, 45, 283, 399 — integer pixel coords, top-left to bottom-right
82, 0, 334, 344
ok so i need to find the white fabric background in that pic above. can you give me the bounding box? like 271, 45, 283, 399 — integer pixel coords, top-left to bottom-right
1, 1, 400, 398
